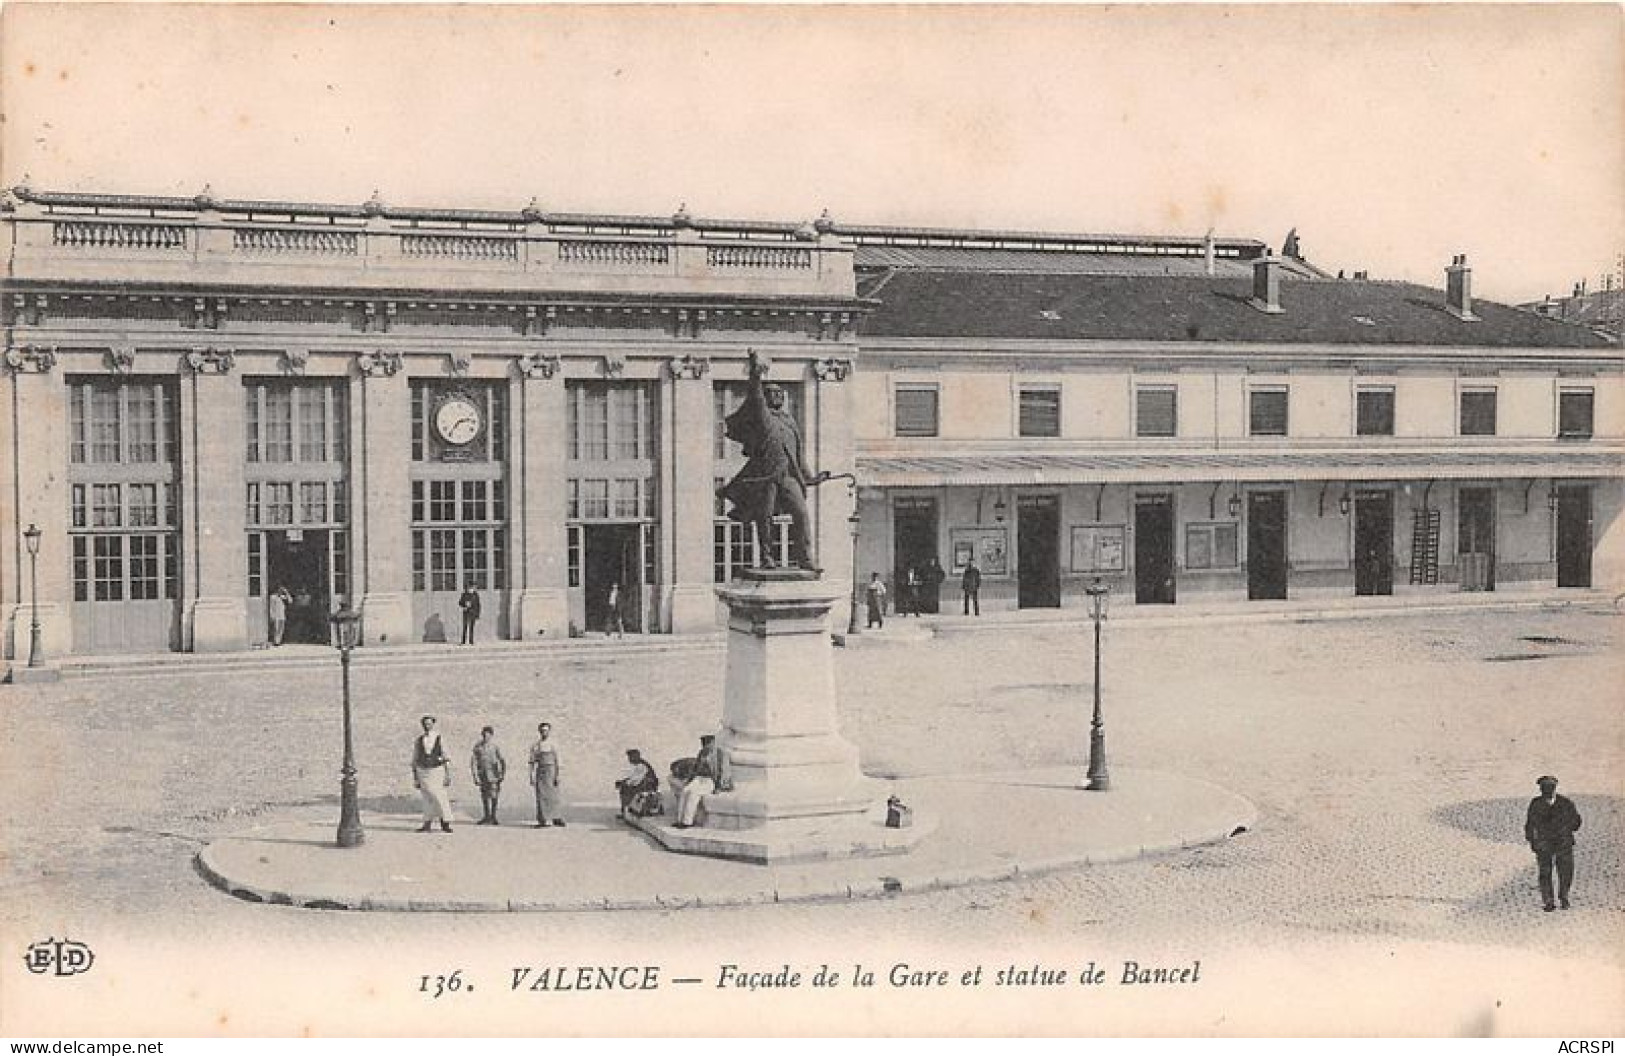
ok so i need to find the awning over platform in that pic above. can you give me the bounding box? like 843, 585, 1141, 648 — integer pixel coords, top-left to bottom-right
855, 445, 1625, 487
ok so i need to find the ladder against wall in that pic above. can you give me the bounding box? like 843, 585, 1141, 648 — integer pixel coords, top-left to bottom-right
1409, 508, 1441, 585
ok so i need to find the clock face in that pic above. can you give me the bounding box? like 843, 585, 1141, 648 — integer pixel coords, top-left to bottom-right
434, 396, 483, 446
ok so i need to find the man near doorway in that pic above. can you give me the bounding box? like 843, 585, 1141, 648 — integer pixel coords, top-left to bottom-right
458, 584, 481, 645
268, 585, 292, 646
1524, 775, 1582, 911
924, 556, 946, 614
961, 557, 982, 616
865, 572, 888, 629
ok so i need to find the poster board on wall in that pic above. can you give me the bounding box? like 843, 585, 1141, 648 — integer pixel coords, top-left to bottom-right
1071, 523, 1127, 572
949, 526, 1009, 576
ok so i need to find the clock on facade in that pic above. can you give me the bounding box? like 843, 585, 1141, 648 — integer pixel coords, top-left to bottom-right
434, 394, 484, 446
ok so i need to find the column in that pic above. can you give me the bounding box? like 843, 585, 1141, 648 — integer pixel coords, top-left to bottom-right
812, 354, 856, 630
667, 353, 716, 633
350, 351, 412, 646
515, 351, 569, 639
4, 347, 71, 663
181, 349, 249, 651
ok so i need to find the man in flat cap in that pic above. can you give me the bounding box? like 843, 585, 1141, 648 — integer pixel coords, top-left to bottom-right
1523, 775, 1582, 912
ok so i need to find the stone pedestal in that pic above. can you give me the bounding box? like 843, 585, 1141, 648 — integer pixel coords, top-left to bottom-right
635, 569, 930, 863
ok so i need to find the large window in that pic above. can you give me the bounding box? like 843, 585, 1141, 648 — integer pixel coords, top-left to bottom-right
1248, 388, 1289, 437
1559, 389, 1594, 439
1356, 388, 1395, 437
894, 384, 940, 438
1018, 386, 1061, 438
70, 380, 176, 465
568, 383, 653, 462
1459, 388, 1497, 436
246, 381, 345, 464
68, 380, 180, 611
1136, 387, 1178, 438
410, 479, 508, 591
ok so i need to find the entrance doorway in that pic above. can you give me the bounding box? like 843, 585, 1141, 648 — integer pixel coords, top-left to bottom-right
1134, 495, 1176, 604
1555, 484, 1593, 588
1247, 492, 1289, 600
583, 523, 643, 634
266, 529, 331, 644
893, 497, 940, 614
1353, 491, 1394, 596
1016, 496, 1060, 609
1457, 487, 1496, 591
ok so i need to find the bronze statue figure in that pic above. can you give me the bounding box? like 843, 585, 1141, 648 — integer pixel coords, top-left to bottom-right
718, 350, 830, 571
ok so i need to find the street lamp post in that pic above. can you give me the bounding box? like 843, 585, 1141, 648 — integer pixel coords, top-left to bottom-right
847, 489, 863, 637
329, 608, 365, 848
1084, 577, 1111, 791
23, 523, 44, 668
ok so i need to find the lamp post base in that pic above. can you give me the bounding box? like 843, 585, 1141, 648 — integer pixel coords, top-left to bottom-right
336, 773, 365, 848
1084, 729, 1110, 791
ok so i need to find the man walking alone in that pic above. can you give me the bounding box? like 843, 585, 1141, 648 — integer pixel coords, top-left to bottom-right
1524, 774, 1582, 911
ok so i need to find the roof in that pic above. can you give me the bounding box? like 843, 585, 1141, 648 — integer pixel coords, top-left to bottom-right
858, 446, 1625, 487
853, 244, 1321, 280
858, 271, 1618, 348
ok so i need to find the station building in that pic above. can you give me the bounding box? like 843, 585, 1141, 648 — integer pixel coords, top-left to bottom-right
2, 186, 1621, 661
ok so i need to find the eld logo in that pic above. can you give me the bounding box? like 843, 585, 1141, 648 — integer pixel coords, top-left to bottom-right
23, 937, 95, 977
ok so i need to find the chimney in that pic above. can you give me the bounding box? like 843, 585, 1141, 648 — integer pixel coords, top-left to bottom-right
1445, 253, 1477, 322
1250, 253, 1284, 314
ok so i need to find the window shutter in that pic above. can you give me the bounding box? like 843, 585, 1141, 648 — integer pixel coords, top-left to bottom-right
1136, 389, 1177, 437
1249, 390, 1289, 436
1019, 388, 1061, 437
1559, 391, 1593, 438
895, 387, 939, 437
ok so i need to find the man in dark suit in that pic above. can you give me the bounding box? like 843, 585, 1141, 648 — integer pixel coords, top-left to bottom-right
1524, 774, 1582, 911
458, 585, 481, 645
961, 557, 982, 616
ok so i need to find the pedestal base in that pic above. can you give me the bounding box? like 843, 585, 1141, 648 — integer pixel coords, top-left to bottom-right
6, 663, 62, 684
630, 793, 935, 865
654, 569, 930, 864
188, 596, 248, 653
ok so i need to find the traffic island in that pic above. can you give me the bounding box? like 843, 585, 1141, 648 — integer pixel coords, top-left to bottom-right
195, 766, 1257, 912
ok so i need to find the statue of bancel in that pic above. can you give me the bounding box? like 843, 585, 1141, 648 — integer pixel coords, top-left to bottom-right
717, 350, 831, 572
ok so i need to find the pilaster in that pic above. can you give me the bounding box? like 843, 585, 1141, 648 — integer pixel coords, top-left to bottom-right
4, 350, 71, 662
812, 355, 857, 630
351, 351, 412, 645
180, 348, 248, 651
668, 353, 716, 633
515, 350, 569, 639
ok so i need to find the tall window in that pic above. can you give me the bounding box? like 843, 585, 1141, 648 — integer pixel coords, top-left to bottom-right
894, 384, 940, 438
1248, 388, 1289, 437
68, 379, 180, 607
410, 479, 508, 591
1356, 388, 1395, 437
1459, 388, 1497, 436
568, 384, 653, 462
1018, 386, 1061, 438
245, 381, 345, 464
1136, 387, 1178, 438
1558, 389, 1594, 439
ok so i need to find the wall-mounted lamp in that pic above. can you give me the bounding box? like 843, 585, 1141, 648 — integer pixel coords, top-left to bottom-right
1227, 492, 1243, 519
1338, 491, 1352, 517
993, 496, 1007, 524
1548, 483, 1561, 512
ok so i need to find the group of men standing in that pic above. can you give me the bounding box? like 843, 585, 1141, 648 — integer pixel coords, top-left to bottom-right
863, 556, 985, 629
409, 717, 565, 832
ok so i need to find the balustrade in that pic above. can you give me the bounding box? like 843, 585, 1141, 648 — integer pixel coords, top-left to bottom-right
233, 227, 359, 255
401, 234, 518, 261
557, 241, 670, 267
53, 221, 189, 251
706, 245, 813, 270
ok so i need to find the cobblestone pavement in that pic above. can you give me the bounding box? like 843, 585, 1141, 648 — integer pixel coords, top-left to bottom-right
1, 605, 1620, 1030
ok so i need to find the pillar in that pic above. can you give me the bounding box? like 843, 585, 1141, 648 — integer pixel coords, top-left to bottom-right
812, 355, 857, 629
515, 352, 569, 639
667, 353, 717, 633
4, 347, 71, 663
180, 349, 249, 651
350, 351, 412, 646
